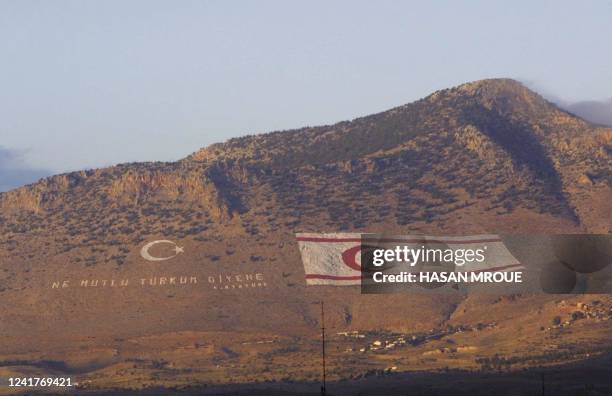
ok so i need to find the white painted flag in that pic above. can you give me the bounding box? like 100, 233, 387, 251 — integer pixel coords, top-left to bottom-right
296, 233, 523, 286
296, 233, 363, 285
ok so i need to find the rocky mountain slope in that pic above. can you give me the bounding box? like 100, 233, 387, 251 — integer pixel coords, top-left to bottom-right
0, 79, 610, 391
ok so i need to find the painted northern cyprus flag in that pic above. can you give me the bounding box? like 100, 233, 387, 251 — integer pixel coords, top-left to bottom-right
296, 233, 364, 285
296, 233, 523, 286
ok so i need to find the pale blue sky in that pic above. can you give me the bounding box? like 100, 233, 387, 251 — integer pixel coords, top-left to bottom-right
1, 0, 611, 177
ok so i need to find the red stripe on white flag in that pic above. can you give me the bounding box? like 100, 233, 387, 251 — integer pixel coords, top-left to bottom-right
296, 233, 522, 286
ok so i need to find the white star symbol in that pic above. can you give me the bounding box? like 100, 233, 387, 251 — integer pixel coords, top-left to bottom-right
174, 245, 184, 254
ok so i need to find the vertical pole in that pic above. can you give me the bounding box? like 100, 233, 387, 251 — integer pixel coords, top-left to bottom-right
321, 301, 326, 396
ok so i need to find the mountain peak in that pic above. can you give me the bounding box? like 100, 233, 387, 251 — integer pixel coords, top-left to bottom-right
424, 78, 530, 100
457, 78, 539, 101
179, 77, 602, 176
426, 78, 553, 116
456, 78, 526, 92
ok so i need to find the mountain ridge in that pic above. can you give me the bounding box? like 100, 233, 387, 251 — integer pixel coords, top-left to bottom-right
0, 78, 606, 192
1, 78, 609, 230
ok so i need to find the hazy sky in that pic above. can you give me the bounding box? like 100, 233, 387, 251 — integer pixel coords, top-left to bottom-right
1, 0, 611, 179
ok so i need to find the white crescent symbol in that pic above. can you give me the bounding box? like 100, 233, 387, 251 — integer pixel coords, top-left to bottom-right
140, 240, 184, 262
